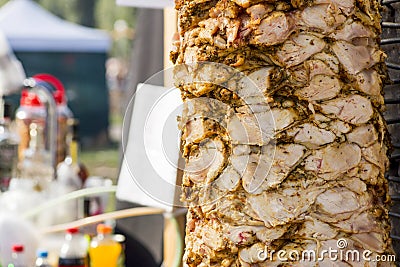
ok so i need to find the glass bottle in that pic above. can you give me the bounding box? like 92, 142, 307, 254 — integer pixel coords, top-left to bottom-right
56, 119, 86, 221
18, 123, 53, 188
15, 89, 46, 162
57, 119, 82, 190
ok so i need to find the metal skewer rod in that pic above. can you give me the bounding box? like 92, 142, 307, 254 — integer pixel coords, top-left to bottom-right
387, 62, 400, 70
381, 38, 400, 45
382, 0, 400, 5
382, 22, 400, 28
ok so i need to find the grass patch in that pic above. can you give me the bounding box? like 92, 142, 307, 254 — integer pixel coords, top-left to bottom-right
80, 144, 121, 180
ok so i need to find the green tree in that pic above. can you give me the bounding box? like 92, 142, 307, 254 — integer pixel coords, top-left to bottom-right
0, 0, 136, 57
0, 0, 136, 31
76, 0, 95, 27
95, 0, 136, 31
35, 0, 79, 23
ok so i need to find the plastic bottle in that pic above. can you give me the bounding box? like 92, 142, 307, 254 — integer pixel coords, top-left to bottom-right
35, 250, 51, 267
58, 228, 87, 267
0, 102, 19, 191
8, 244, 27, 267
54, 119, 85, 224
57, 119, 83, 190
89, 224, 122, 267
114, 234, 126, 267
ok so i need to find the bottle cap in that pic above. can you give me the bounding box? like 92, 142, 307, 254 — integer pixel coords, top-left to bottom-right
97, 224, 112, 234
12, 244, 24, 252
20, 74, 67, 106
37, 250, 48, 258
20, 89, 42, 106
66, 227, 79, 234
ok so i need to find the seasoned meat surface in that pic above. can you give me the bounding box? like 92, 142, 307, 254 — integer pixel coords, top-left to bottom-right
174, 0, 394, 266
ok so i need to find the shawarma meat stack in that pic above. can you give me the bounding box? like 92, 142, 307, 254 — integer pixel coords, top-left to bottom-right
171, 0, 395, 266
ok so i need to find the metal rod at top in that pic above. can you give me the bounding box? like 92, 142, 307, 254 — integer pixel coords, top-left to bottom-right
382, 22, 400, 29
382, 0, 400, 5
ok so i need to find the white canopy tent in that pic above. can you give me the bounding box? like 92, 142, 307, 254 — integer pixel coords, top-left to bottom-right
0, 0, 111, 142
0, 0, 111, 52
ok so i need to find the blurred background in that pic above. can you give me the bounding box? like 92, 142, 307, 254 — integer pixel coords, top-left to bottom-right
0, 1, 174, 266
0, 0, 136, 180
0, 1, 398, 267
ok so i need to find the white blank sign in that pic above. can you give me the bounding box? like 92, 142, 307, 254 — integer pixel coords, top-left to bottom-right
116, 83, 182, 212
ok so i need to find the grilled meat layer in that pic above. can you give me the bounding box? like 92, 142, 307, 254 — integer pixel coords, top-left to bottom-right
174, 0, 394, 266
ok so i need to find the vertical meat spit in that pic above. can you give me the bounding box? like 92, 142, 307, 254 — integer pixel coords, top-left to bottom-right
382, 0, 400, 260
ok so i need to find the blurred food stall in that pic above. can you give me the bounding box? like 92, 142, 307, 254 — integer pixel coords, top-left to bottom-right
0, 0, 182, 266
0, 0, 111, 146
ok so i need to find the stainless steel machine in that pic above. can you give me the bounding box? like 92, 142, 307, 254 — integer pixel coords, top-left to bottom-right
381, 0, 400, 260
0, 31, 57, 177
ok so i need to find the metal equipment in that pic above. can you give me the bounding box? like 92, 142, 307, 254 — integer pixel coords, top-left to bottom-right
382, 0, 400, 260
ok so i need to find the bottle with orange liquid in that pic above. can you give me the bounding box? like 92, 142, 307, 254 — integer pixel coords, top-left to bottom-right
89, 224, 121, 267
